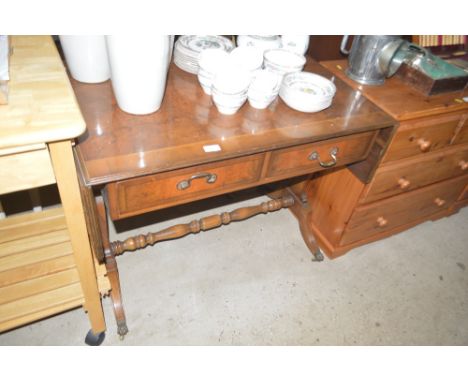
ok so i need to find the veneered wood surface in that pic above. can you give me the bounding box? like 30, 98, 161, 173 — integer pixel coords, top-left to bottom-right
0, 36, 86, 150
321, 60, 468, 121
73, 61, 396, 186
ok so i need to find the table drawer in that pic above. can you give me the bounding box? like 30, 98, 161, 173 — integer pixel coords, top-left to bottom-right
361, 144, 468, 204
341, 175, 467, 246
106, 154, 264, 220
265, 131, 376, 179
382, 112, 466, 163
0, 146, 56, 195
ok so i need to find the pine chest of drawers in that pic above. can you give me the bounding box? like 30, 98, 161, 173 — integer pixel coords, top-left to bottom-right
307, 60, 468, 258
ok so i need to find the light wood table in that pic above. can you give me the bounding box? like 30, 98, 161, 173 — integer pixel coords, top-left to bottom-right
0, 36, 110, 345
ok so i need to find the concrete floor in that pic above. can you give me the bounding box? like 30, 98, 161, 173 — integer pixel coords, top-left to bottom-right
1, 191, 467, 345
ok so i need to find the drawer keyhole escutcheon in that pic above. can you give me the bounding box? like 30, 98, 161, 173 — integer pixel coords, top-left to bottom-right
434, 197, 446, 207
376, 216, 388, 227
308, 147, 339, 168
177, 172, 218, 191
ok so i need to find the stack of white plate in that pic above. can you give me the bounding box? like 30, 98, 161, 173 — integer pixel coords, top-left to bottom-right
279, 72, 336, 113
174, 35, 234, 74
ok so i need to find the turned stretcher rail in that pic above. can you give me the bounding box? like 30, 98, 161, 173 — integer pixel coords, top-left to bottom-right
110, 196, 294, 256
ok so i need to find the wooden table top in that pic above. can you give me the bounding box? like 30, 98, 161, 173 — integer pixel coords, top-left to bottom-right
73, 60, 396, 186
321, 60, 468, 121
0, 36, 86, 150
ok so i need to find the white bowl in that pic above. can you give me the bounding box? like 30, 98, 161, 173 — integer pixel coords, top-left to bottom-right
248, 93, 277, 109
279, 72, 336, 113
212, 64, 251, 94
198, 48, 230, 73
230, 46, 264, 72
264, 49, 306, 70
249, 69, 281, 93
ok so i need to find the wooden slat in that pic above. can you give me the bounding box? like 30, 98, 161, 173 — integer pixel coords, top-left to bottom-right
0, 268, 80, 305
0, 297, 83, 333
0, 255, 75, 288
0, 148, 56, 194
0, 229, 69, 258
0, 207, 66, 245
0, 241, 72, 273
0, 282, 84, 326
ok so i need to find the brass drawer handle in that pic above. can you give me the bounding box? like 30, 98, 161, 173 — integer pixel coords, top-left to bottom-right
177, 172, 217, 191
398, 177, 410, 189
459, 160, 468, 171
434, 197, 446, 207
308, 147, 339, 168
417, 138, 431, 152
376, 216, 388, 227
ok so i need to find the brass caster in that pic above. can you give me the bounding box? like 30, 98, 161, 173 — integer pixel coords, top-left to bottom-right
311, 249, 324, 262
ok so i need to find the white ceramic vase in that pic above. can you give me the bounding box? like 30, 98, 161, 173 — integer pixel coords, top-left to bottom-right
106, 35, 174, 115
59, 35, 110, 83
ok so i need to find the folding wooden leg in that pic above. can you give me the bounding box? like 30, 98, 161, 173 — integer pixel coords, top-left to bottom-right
96, 196, 128, 338
48, 140, 106, 335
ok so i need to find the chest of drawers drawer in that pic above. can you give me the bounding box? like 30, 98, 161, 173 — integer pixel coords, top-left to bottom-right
265, 131, 376, 179
107, 154, 265, 220
340, 174, 467, 246
361, 144, 468, 204
381, 112, 467, 163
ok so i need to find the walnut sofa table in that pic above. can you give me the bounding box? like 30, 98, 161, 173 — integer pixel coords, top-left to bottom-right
0, 36, 109, 345
72, 61, 396, 338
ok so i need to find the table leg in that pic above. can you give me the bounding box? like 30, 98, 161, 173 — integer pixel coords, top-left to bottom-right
48, 141, 107, 338
96, 197, 129, 338
270, 184, 324, 261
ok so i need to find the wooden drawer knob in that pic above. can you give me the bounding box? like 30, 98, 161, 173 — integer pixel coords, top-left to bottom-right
376, 216, 388, 227
434, 197, 446, 207
398, 178, 410, 189
417, 138, 431, 152
459, 160, 468, 170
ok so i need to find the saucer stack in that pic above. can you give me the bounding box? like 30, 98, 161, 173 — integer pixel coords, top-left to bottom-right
174, 35, 234, 74
279, 72, 336, 113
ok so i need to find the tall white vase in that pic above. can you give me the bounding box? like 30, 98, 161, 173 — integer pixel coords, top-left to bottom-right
106, 35, 174, 115
59, 35, 110, 83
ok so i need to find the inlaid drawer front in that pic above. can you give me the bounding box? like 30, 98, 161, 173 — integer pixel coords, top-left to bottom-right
381, 112, 466, 163
266, 131, 376, 179
0, 147, 56, 195
361, 144, 468, 204
107, 154, 264, 220
341, 175, 467, 246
